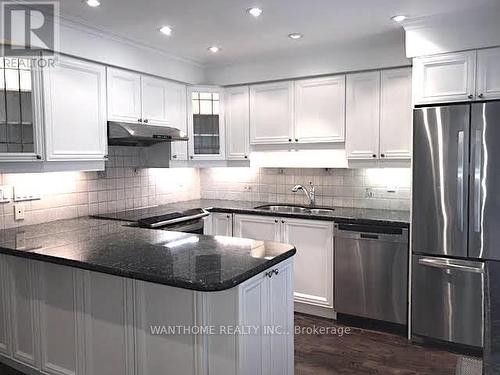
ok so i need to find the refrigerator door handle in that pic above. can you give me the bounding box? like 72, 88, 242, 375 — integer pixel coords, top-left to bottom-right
418, 257, 484, 274
473, 129, 482, 233
457, 130, 465, 232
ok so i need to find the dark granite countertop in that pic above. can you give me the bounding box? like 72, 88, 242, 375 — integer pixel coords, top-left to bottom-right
0, 217, 296, 292
94, 199, 410, 227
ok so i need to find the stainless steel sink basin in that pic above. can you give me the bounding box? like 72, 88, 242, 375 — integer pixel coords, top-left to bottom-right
254, 205, 335, 215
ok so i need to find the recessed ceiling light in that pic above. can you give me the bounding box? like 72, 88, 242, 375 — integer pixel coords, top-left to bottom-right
391, 15, 406, 22
288, 33, 303, 40
208, 46, 220, 53
86, 0, 100, 7
247, 7, 263, 17
159, 26, 173, 36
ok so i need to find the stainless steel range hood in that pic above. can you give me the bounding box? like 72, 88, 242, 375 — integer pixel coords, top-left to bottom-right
108, 121, 188, 146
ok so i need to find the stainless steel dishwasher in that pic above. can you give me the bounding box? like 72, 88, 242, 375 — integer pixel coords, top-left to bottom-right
334, 223, 409, 324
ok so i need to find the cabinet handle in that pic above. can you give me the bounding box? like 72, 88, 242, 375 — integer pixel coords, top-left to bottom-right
468, 94, 474, 99
265, 271, 273, 279
273, 269, 279, 276
478, 93, 484, 98
138, 118, 142, 122
172, 154, 177, 159
144, 119, 149, 123
104, 155, 109, 160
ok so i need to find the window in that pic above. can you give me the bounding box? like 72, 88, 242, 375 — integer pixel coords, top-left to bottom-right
0, 57, 34, 153
191, 91, 220, 155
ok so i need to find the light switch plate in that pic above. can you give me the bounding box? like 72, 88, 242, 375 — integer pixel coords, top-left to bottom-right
14, 204, 25, 221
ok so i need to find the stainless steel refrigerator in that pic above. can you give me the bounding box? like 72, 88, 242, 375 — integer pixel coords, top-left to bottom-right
412, 101, 500, 348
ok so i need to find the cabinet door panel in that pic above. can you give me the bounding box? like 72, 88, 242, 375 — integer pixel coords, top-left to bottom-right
239, 274, 269, 375
380, 68, 412, 159
0, 254, 10, 356
346, 71, 380, 159
141, 76, 169, 125
212, 213, 233, 236
165, 82, 188, 161
134, 281, 196, 375
294, 76, 345, 143
233, 215, 280, 242
413, 51, 476, 104
8, 257, 39, 367
107, 68, 142, 122
268, 261, 294, 375
38, 262, 79, 375
44, 56, 107, 161
250, 82, 293, 144
225, 86, 250, 160
282, 219, 334, 309
477, 47, 500, 100
84, 271, 133, 375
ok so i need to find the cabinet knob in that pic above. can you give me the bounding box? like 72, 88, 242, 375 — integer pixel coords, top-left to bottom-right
190, 156, 194, 160
138, 118, 142, 122
274, 220, 278, 223
468, 94, 474, 99
380, 154, 385, 158
288, 139, 292, 142
295, 138, 299, 142
372, 154, 377, 158
226, 215, 230, 219
104, 155, 109, 160
273, 269, 279, 276
172, 154, 177, 159
144, 119, 149, 123
265, 271, 273, 279
478, 93, 484, 98
281, 220, 285, 224
244, 155, 248, 159
36, 154, 42, 160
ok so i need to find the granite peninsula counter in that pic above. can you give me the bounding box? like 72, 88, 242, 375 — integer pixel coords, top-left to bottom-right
0, 217, 295, 375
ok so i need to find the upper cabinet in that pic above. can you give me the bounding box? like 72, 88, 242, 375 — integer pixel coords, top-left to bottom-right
106, 68, 142, 123
476, 47, 500, 100
413, 49, 500, 104
141, 76, 171, 126
225, 86, 250, 160
346, 71, 381, 160
165, 82, 188, 161
43, 56, 107, 161
187, 86, 225, 160
294, 75, 345, 143
346, 68, 412, 160
249, 81, 294, 145
379, 68, 412, 159
0, 56, 43, 162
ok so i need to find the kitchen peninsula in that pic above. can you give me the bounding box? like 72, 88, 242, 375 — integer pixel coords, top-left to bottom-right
0, 218, 295, 375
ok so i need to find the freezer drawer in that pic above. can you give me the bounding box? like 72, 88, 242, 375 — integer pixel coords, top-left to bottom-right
412, 255, 484, 348
334, 224, 408, 324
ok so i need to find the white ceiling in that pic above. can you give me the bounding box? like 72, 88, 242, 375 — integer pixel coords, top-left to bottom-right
58, 0, 498, 67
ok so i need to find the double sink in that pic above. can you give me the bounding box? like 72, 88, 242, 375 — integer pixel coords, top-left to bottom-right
254, 204, 335, 216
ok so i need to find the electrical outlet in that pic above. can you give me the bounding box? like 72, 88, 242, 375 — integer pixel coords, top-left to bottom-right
14, 204, 25, 221
365, 188, 374, 199
243, 184, 252, 192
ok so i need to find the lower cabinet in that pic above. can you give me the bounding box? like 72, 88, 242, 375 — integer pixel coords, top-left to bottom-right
234, 214, 334, 318
0, 255, 11, 357
211, 213, 233, 236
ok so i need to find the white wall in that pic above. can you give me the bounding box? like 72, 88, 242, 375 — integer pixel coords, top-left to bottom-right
404, 5, 500, 58
204, 31, 409, 86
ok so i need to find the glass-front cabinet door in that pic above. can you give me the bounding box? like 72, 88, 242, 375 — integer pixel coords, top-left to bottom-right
187, 86, 225, 160
0, 56, 42, 161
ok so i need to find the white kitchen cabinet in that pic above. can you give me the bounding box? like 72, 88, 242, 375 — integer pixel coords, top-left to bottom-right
83, 271, 134, 375
249, 81, 294, 145
37, 261, 82, 375
134, 280, 196, 375
165, 82, 188, 161
0, 254, 10, 356
238, 259, 293, 375
212, 212, 233, 236
141, 76, 171, 126
225, 86, 250, 160
379, 68, 413, 159
43, 56, 107, 161
477, 47, 500, 100
187, 86, 225, 160
234, 214, 334, 317
106, 68, 142, 123
294, 75, 346, 143
413, 51, 476, 104
233, 214, 281, 242
346, 71, 381, 160
7, 257, 39, 368
282, 218, 334, 311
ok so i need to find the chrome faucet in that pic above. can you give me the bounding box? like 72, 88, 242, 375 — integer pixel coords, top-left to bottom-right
292, 182, 316, 206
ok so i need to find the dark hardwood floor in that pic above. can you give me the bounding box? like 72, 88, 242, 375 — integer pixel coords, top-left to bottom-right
0, 314, 460, 375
